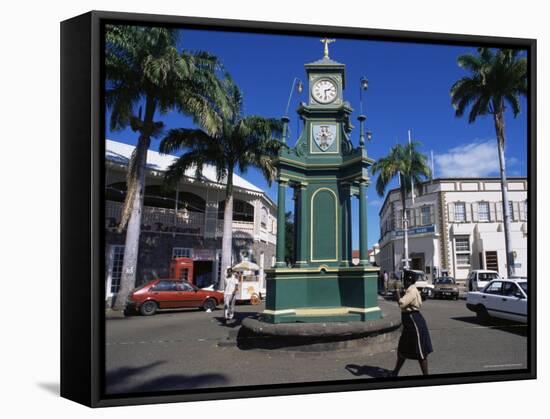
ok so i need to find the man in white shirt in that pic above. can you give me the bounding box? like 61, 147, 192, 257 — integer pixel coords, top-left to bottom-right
224, 268, 239, 322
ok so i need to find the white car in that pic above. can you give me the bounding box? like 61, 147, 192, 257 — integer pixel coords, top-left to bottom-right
466, 269, 501, 291
466, 279, 527, 323
401, 269, 434, 299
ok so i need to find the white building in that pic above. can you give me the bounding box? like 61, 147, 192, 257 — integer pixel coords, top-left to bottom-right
105, 140, 277, 306
378, 177, 528, 283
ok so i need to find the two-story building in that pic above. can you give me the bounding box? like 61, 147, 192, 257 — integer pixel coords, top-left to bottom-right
105, 139, 277, 306
378, 177, 528, 282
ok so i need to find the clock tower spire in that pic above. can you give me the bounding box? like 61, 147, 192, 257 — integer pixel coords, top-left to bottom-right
320, 37, 335, 58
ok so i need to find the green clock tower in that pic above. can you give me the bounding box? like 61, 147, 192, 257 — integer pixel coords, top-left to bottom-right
262, 39, 381, 324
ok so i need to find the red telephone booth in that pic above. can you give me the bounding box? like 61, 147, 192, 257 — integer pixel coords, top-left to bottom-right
170, 257, 194, 284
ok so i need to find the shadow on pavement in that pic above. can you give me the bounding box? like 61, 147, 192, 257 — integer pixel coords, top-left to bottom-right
213, 311, 259, 329
345, 364, 392, 378
106, 361, 229, 394
451, 316, 527, 336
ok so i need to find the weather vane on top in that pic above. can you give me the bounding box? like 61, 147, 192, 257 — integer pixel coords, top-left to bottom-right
321, 37, 336, 58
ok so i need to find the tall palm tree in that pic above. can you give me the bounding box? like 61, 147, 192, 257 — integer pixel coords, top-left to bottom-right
105, 25, 230, 310
371, 142, 431, 269
159, 80, 283, 290
450, 48, 527, 278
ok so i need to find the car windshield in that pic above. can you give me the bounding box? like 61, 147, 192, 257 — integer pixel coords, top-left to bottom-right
519, 282, 528, 294
435, 277, 455, 284
133, 282, 153, 291
479, 272, 499, 281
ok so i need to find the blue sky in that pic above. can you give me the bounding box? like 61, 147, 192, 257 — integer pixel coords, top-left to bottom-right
106, 27, 528, 249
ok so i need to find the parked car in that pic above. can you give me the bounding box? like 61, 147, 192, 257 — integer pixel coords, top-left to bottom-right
433, 276, 459, 300
466, 278, 527, 323
125, 279, 224, 316
466, 269, 501, 291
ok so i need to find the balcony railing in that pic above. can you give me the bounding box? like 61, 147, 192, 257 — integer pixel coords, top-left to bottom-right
105, 200, 256, 238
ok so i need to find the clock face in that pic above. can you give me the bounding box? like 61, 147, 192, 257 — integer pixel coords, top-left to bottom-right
312, 79, 337, 104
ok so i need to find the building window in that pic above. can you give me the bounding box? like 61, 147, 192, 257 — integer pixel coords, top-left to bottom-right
172, 247, 193, 259
455, 236, 471, 267
456, 253, 471, 266
454, 202, 466, 222
478, 202, 490, 222
455, 237, 470, 252
524, 200, 528, 220
110, 245, 125, 294
421, 206, 431, 225
508, 201, 514, 219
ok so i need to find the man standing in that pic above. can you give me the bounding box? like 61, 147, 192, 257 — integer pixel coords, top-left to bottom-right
383, 270, 389, 295
224, 268, 239, 323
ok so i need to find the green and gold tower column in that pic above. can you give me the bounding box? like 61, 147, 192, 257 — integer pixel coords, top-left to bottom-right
262, 40, 381, 324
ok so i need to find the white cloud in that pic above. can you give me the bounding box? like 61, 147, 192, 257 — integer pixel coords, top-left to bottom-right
368, 199, 382, 207
434, 140, 501, 178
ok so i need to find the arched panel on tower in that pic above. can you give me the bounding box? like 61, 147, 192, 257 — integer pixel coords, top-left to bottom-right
311, 188, 338, 262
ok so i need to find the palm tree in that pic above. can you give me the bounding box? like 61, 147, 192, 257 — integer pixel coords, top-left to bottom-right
105, 25, 229, 310
450, 48, 527, 278
371, 142, 431, 269
159, 80, 283, 290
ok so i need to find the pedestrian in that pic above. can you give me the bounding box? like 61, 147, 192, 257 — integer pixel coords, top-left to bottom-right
390, 269, 433, 376
224, 267, 239, 323
383, 270, 389, 295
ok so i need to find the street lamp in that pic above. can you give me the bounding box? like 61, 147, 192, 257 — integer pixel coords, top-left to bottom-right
282, 77, 303, 144
358, 77, 370, 148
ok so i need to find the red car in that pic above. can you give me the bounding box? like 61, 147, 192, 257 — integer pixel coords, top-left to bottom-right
125, 279, 224, 316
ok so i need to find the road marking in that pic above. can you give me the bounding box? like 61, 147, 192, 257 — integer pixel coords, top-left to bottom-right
106, 338, 216, 346
483, 363, 523, 369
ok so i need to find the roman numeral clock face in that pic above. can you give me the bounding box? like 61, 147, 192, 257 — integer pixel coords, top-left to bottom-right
312, 79, 337, 104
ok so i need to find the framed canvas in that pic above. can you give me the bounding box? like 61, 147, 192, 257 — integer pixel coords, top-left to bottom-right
60, 10, 536, 407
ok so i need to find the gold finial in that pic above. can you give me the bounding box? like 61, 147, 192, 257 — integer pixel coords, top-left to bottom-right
320, 37, 336, 58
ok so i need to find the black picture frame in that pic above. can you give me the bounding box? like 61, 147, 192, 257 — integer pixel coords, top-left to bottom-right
61, 10, 536, 408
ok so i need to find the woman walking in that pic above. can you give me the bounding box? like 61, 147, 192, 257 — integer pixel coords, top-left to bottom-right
391, 270, 433, 376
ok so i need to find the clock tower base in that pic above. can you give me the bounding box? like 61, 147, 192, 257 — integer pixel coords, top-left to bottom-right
261, 266, 382, 323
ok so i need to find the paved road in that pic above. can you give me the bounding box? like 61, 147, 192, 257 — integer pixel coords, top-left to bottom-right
105, 297, 527, 395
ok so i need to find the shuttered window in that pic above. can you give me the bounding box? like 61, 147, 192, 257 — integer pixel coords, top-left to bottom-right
478, 202, 490, 222
454, 236, 471, 267
455, 237, 470, 252
454, 203, 466, 222
421, 206, 431, 225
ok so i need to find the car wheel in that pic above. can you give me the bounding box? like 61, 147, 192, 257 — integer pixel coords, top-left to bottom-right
476, 305, 489, 323
203, 298, 217, 311
139, 300, 158, 316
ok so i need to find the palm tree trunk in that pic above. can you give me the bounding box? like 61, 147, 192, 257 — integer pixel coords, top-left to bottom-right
219, 170, 234, 291
112, 134, 151, 310
493, 110, 515, 278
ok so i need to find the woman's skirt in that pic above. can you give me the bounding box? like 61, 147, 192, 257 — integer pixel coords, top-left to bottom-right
398, 311, 433, 360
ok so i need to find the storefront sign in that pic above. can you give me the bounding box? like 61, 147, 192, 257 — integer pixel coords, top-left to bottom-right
193, 249, 216, 261
393, 225, 435, 237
